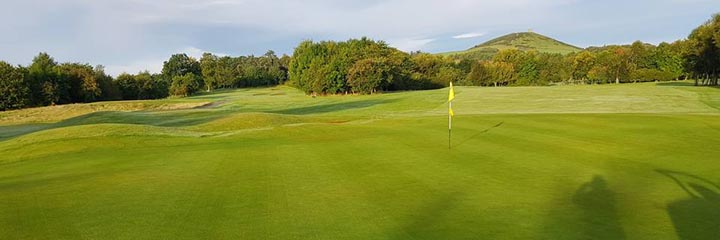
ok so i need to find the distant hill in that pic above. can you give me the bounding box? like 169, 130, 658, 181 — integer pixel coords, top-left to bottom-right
440, 32, 583, 60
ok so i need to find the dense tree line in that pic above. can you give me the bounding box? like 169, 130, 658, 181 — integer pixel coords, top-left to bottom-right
0, 53, 122, 111
460, 14, 719, 87
199, 51, 289, 91
461, 41, 686, 86
288, 38, 469, 94
289, 14, 720, 92
114, 71, 169, 100
0, 51, 289, 111
288, 37, 689, 92
684, 13, 720, 86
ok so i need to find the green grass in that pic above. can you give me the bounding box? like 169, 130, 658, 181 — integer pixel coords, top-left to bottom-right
1, 82, 719, 239
440, 32, 582, 60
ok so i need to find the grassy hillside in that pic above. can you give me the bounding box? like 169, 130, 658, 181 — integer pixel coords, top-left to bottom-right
1, 82, 719, 239
441, 32, 583, 60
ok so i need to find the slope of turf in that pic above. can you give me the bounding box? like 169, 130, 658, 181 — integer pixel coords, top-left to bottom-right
1, 82, 719, 239
440, 32, 582, 60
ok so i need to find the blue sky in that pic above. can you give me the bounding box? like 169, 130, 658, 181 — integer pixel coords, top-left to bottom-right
0, 0, 717, 76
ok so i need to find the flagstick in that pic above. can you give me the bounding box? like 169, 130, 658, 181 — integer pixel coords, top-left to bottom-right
448, 101, 452, 149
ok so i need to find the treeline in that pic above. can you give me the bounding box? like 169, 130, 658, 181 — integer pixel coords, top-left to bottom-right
685, 13, 720, 86
462, 41, 685, 86
289, 38, 460, 94
289, 14, 720, 93
464, 14, 720, 87
0, 53, 120, 111
200, 51, 290, 91
287, 38, 687, 92
0, 51, 289, 111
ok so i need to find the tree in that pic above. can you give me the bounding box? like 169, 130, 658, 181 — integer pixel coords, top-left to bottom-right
137, 72, 168, 99
684, 13, 720, 85
538, 53, 571, 84
488, 61, 516, 86
162, 54, 201, 80
465, 61, 492, 86
655, 42, 685, 80
0, 62, 30, 110
347, 57, 398, 94
27, 52, 60, 105
170, 73, 202, 97
115, 73, 138, 100
289, 38, 436, 94
56, 63, 101, 103
215, 56, 237, 88
571, 51, 595, 83
434, 66, 464, 86
95, 65, 121, 101
200, 53, 218, 92
515, 51, 540, 86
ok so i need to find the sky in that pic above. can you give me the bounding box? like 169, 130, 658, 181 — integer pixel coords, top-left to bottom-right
0, 0, 717, 76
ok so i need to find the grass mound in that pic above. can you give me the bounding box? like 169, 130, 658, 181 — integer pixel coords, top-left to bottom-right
0, 100, 209, 125
190, 112, 316, 132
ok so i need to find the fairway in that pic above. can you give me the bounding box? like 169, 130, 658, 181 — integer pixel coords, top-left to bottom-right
1, 82, 719, 239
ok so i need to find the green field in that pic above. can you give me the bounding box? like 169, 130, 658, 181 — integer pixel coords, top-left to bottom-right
1, 81, 719, 239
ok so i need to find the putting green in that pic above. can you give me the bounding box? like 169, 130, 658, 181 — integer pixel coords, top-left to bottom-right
1, 82, 719, 239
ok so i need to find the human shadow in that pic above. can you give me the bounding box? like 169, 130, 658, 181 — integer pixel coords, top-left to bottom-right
453, 122, 504, 148
656, 169, 720, 240
572, 175, 626, 239
397, 193, 460, 239
269, 99, 396, 115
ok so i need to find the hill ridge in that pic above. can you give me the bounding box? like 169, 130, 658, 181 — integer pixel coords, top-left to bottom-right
441, 31, 582, 60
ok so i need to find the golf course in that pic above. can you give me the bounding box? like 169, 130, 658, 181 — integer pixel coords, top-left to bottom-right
1, 81, 718, 239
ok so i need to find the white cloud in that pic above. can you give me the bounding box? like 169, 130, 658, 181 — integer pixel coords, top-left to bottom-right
453, 32, 486, 39
389, 38, 436, 52
105, 46, 227, 76
105, 58, 164, 77
180, 46, 229, 60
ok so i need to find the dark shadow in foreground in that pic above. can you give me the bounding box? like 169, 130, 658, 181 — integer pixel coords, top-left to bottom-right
572, 175, 626, 239
657, 169, 720, 240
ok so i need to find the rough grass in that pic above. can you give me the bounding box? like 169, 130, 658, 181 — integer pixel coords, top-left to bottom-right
0, 100, 209, 126
0, 81, 719, 239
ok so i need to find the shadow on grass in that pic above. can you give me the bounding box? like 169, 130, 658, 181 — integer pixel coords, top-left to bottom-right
269, 99, 397, 115
186, 88, 252, 99
0, 124, 53, 141
656, 81, 720, 88
572, 175, 626, 239
0, 110, 227, 142
656, 81, 696, 87
657, 169, 720, 240
453, 121, 504, 148
399, 193, 459, 239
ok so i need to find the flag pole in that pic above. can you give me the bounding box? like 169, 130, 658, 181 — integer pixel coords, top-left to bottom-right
448, 101, 452, 149
448, 82, 455, 150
